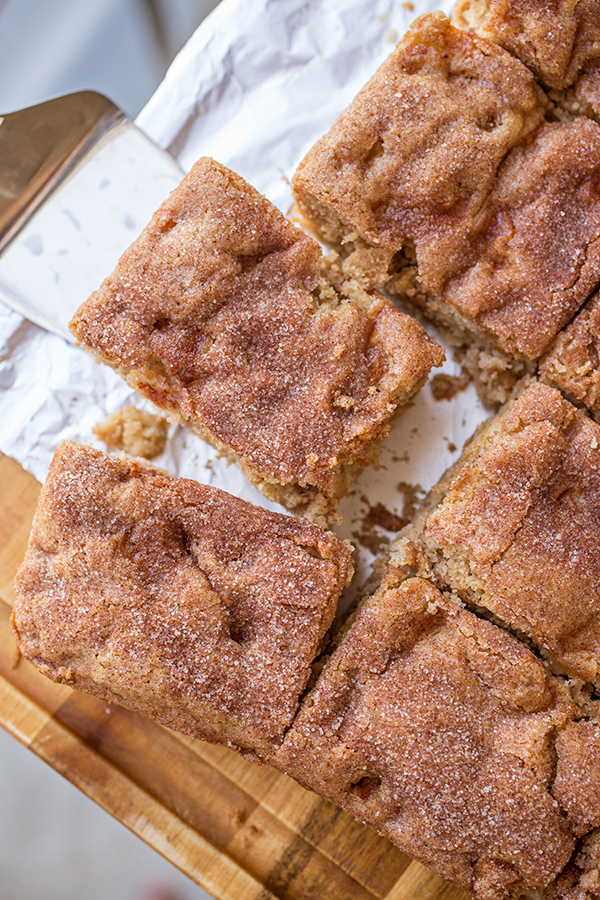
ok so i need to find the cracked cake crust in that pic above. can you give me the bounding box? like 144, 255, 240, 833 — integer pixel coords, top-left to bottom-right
451, 0, 600, 122
293, 11, 548, 274
439, 118, 600, 360
292, 12, 600, 404
389, 117, 600, 367
540, 291, 600, 420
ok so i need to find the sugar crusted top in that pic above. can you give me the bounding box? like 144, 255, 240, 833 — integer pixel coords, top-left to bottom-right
427, 382, 600, 683
442, 118, 600, 358
70, 157, 442, 497
276, 576, 587, 899
12, 442, 353, 757
293, 12, 547, 274
293, 13, 600, 359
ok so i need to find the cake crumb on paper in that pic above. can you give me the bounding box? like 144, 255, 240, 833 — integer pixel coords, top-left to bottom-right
396, 482, 423, 521
430, 372, 471, 401
365, 502, 407, 533
94, 406, 168, 460
353, 488, 423, 554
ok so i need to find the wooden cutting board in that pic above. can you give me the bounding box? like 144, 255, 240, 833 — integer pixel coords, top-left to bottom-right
0, 450, 467, 900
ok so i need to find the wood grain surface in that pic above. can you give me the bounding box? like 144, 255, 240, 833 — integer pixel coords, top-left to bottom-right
0, 451, 468, 900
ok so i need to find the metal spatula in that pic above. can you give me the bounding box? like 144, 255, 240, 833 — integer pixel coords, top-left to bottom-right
0, 90, 184, 342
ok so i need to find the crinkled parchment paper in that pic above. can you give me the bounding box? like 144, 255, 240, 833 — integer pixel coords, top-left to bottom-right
0, 0, 487, 590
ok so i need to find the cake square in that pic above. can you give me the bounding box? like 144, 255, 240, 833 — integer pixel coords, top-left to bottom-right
395, 381, 600, 686
12, 442, 353, 760
292, 12, 600, 403
70, 157, 443, 526
396, 117, 600, 366
275, 576, 599, 900
438, 118, 600, 360
293, 11, 547, 291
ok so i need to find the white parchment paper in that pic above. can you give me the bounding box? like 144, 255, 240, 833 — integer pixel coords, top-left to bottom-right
0, 0, 487, 589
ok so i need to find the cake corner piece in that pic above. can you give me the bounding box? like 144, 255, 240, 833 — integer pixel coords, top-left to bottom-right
391, 379, 600, 689
12, 440, 353, 760
274, 572, 600, 900
70, 155, 443, 526
291, 10, 600, 409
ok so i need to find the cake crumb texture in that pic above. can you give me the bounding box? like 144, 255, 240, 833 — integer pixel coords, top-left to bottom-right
430, 371, 471, 401
93, 406, 168, 460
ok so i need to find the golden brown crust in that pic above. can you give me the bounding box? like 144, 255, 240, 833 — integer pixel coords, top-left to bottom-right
394, 118, 600, 361
452, 0, 600, 94
70, 157, 443, 525
275, 576, 592, 900
407, 382, 600, 684
540, 291, 600, 418
293, 12, 600, 366
12, 442, 353, 759
441, 118, 600, 359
